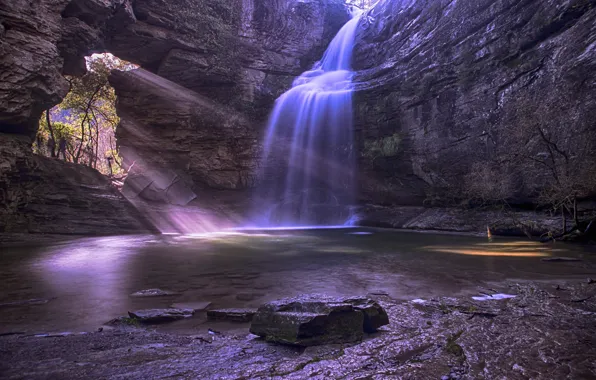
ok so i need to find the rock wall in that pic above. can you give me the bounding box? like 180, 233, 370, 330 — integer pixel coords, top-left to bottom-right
107, 0, 349, 202
0, 0, 349, 234
0, 0, 135, 138
0, 0, 148, 235
4, 0, 594, 235
0, 134, 153, 235
110, 69, 258, 203
353, 0, 596, 207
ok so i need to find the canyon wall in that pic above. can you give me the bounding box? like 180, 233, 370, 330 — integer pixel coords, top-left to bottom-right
0, 0, 148, 234
352, 0, 596, 209
0, 0, 348, 233
107, 0, 349, 204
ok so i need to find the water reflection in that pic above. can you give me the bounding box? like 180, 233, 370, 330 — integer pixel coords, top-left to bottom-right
426, 240, 564, 257
1, 229, 594, 334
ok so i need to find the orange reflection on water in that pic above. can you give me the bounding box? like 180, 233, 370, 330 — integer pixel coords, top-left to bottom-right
426, 241, 552, 257
427, 248, 549, 257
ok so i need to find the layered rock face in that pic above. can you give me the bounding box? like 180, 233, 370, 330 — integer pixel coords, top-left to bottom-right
0, 0, 148, 235
0, 0, 135, 138
353, 0, 596, 207
0, 0, 347, 234
107, 0, 349, 203
110, 69, 257, 202
0, 134, 152, 235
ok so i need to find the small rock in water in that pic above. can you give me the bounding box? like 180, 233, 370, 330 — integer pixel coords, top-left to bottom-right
128, 308, 194, 323
0, 298, 52, 307
541, 257, 581, 262
207, 308, 257, 323
130, 289, 179, 297
170, 301, 211, 311
472, 293, 516, 301
367, 290, 389, 296
249, 295, 389, 346
34, 332, 87, 338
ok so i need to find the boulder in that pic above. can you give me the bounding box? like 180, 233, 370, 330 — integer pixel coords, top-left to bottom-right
343, 297, 389, 333
130, 289, 179, 297
128, 308, 194, 323
249, 296, 389, 346
206, 308, 257, 323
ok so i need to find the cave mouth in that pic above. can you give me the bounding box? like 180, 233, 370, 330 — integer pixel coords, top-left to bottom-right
34, 53, 136, 179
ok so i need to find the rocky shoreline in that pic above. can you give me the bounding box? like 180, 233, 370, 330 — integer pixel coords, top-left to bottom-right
1, 281, 595, 379
356, 205, 596, 240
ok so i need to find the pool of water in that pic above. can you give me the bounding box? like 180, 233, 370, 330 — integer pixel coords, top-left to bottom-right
1, 228, 595, 334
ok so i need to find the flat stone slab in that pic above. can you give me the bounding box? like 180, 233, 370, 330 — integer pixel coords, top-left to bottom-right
170, 302, 211, 311
128, 308, 194, 323
207, 308, 257, 323
130, 289, 179, 297
249, 295, 389, 346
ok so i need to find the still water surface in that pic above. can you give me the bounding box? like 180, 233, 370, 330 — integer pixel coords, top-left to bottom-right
1, 228, 595, 334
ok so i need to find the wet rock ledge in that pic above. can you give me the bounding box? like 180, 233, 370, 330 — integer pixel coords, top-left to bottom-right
1, 281, 595, 379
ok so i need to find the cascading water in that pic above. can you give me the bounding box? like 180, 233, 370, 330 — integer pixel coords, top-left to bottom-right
253, 10, 362, 227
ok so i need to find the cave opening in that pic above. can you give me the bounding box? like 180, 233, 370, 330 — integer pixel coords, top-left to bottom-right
34, 53, 136, 179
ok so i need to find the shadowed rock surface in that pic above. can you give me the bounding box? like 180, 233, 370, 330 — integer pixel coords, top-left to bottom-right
0, 0, 135, 137
128, 308, 194, 324
353, 0, 596, 208
0, 134, 152, 235
1, 282, 594, 379
107, 0, 349, 203
109, 68, 258, 201
0, 0, 348, 233
207, 308, 257, 323
249, 296, 388, 346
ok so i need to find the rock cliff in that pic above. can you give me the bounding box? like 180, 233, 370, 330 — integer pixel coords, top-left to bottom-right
0, 0, 135, 137
353, 0, 596, 209
0, 0, 349, 234
0, 133, 153, 235
0, 0, 148, 235
107, 0, 349, 203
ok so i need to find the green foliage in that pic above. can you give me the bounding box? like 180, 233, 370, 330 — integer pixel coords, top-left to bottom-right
37, 53, 134, 176
363, 133, 401, 162
119, 317, 140, 326
445, 330, 464, 357
439, 302, 452, 314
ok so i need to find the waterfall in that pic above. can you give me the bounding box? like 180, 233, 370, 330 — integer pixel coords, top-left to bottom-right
254, 10, 362, 227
